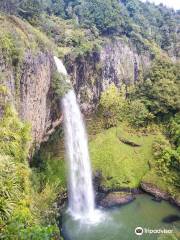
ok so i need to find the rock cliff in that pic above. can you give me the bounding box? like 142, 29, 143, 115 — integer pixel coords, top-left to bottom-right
0, 50, 62, 147
0, 16, 153, 146
0, 15, 61, 148
19, 52, 59, 146
66, 38, 152, 113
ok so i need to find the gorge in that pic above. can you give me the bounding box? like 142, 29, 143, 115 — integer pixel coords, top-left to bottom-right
0, 1, 180, 240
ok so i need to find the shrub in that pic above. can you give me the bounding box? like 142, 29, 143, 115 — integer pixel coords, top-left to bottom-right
32, 183, 61, 225
99, 84, 125, 128
152, 136, 180, 187
125, 100, 154, 128
0, 104, 61, 239
1, 222, 60, 240
0, 156, 23, 223
167, 113, 180, 147
0, 105, 31, 162
51, 70, 71, 98
132, 58, 180, 118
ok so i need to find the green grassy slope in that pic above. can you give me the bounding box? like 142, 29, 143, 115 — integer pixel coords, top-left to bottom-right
89, 119, 180, 203
89, 123, 158, 189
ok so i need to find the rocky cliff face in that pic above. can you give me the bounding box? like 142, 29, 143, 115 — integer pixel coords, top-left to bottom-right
100, 39, 151, 88
0, 50, 61, 148
0, 15, 64, 148
0, 15, 153, 147
19, 51, 60, 146
66, 38, 152, 113
0, 36, 152, 147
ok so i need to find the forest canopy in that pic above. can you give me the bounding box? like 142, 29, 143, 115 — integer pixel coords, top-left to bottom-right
0, 0, 179, 56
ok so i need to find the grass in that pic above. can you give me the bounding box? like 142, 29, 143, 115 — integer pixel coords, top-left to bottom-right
34, 118, 179, 204
88, 120, 180, 202
38, 120, 161, 191
0, 14, 55, 56
89, 122, 158, 189
142, 170, 169, 192
32, 137, 67, 190
43, 156, 66, 188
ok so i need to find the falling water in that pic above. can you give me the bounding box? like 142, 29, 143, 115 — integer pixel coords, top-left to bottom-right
54, 56, 95, 220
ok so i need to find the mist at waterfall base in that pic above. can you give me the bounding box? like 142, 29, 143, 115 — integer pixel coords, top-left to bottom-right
62, 194, 180, 240
54, 57, 180, 240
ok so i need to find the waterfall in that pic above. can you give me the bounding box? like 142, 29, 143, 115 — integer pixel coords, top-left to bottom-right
54, 56, 95, 220
54, 56, 68, 77
62, 90, 95, 219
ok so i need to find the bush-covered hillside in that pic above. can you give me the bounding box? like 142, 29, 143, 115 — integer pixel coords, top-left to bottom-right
0, 102, 63, 239
1, 0, 179, 57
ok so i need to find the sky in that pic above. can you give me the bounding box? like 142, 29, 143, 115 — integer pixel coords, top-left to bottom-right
140, 0, 180, 10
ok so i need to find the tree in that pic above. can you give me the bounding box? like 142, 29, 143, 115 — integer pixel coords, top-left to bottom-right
76, 0, 123, 34
0, 0, 19, 14
0, 0, 42, 18
99, 84, 125, 128
153, 136, 180, 188
133, 58, 180, 117
167, 113, 180, 147
126, 100, 154, 127
44, 0, 66, 17
18, 0, 43, 19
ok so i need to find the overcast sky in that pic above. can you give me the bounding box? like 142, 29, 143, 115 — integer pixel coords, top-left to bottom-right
140, 0, 180, 10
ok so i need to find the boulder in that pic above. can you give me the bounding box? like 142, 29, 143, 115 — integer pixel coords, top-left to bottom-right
99, 192, 135, 208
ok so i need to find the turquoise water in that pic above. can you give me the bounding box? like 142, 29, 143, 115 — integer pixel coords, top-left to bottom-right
62, 194, 180, 240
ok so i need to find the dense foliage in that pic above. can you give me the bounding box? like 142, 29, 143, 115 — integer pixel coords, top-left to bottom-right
167, 113, 180, 147
0, 0, 41, 17
99, 84, 153, 128
1, 0, 179, 56
75, 0, 123, 34
120, 0, 180, 55
152, 136, 180, 187
57, 0, 179, 56
132, 57, 180, 118
0, 103, 61, 239
99, 84, 125, 128
32, 14, 102, 57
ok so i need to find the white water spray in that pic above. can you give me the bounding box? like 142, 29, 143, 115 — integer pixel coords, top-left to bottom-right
54, 56, 96, 220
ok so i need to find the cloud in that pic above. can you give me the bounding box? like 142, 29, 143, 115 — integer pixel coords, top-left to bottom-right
140, 0, 180, 10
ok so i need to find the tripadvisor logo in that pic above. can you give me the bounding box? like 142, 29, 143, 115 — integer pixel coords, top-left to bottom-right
135, 227, 143, 236
135, 226, 173, 236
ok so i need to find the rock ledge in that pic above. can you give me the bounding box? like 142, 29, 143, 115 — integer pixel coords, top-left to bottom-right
99, 192, 135, 208
141, 182, 180, 207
